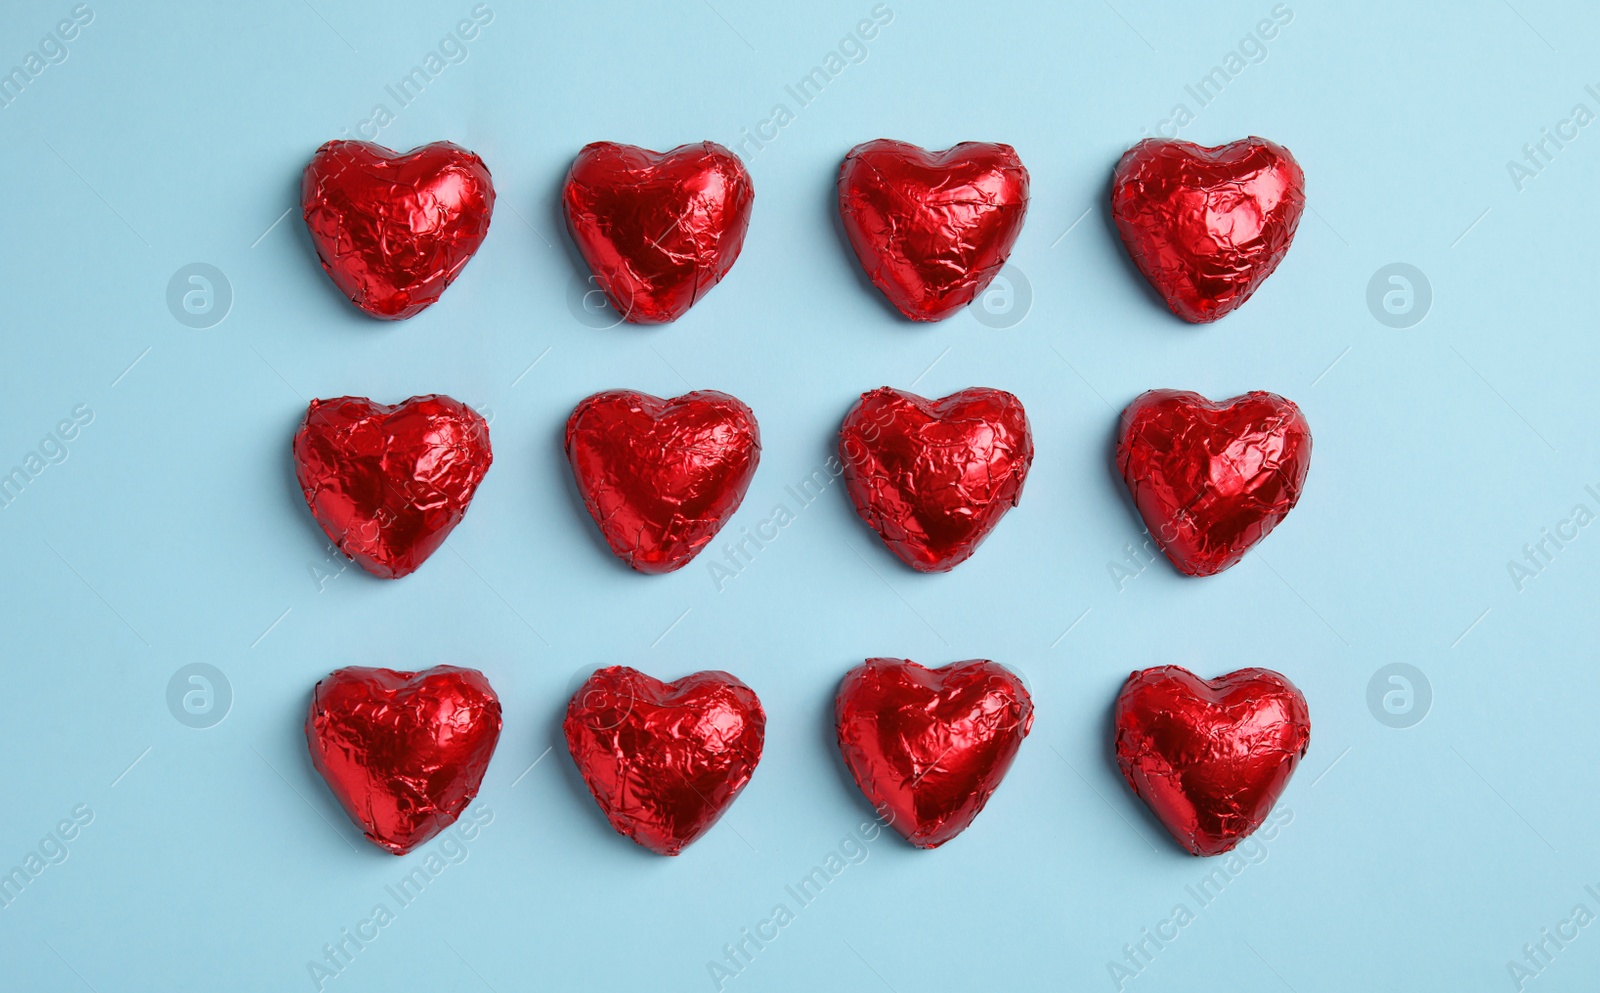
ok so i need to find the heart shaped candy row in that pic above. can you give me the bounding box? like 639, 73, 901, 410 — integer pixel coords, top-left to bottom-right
301, 135, 1304, 324
294, 387, 1311, 581
307, 659, 1310, 858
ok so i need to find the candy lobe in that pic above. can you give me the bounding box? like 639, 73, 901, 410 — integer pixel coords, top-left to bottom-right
837, 140, 1030, 321
1114, 666, 1309, 856
306, 666, 502, 855
835, 658, 1032, 848
839, 387, 1032, 571
562, 142, 754, 324
293, 395, 492, 579
1117, 389, 1310, 576
1111, 137, 1304, 323
564, 666, 765, 855
565, 390, 760, 573
301, 140, 495, 319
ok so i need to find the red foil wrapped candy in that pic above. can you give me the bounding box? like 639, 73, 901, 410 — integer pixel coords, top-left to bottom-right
839, 387, 1033, 572
837, 140, 1030, 321
293, 395, 493, 579
1114, 665, 1309, 856
835, 658, 1033, 848
302, 140, 495, 319
564, 666, 766, 855
1111, 137, 1304, 323
1117, 389, 1310, 577
564, 390, 760, 573
562, 142, 754, 324
306, 666, 503, 855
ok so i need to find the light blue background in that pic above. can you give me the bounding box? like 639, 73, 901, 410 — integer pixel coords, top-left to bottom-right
2, 1, 1598, 990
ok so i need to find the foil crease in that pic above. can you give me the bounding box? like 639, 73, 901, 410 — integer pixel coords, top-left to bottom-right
306, 666, 503, 855
564, 390, 760, 573
835, 658, 1033, 849
1111, 137, 1304, 323
1117, 389, 1311, 577
837, 140, 1030, 321
839, 387, 1033, 572
563, 666, 766, 856
302, 140, 495, 320
562, 141, 755, 324
293, 395, 493, 580
1114, 665, 1310, 857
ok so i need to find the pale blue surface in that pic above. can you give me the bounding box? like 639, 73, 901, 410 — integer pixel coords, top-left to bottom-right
2, 1, 1599, 990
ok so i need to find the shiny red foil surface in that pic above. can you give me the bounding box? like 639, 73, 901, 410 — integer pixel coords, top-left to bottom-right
839, 387, 1033, 572
838, 140, 1030, 321
293, 395, 492, 579
564, 666, 765, 855
562, 142, 754, 324
1111, 137, 1304, 323
835, 658, 1032, 849
302, 140, 495, 320
1117, 389, 1310, 577
306, 666, 503, 855
1114, 666, 1309, 857
564, 390, 760, 573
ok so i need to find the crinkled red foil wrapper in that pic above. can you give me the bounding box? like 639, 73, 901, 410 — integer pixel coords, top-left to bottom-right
564, 390, 760, 573
839, 387, 1033, 572
293, 395, 492, 579
836, 658, 1033, 848
838, 140, 1030, 321
1117, 389, 1310, 577
563, 666, 766, 855
562, 141, 754, 324
1111, 137, 1304, 323
306, 666, 503, 855
1114, 666, 1309, 856
301, 140, 495, 320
